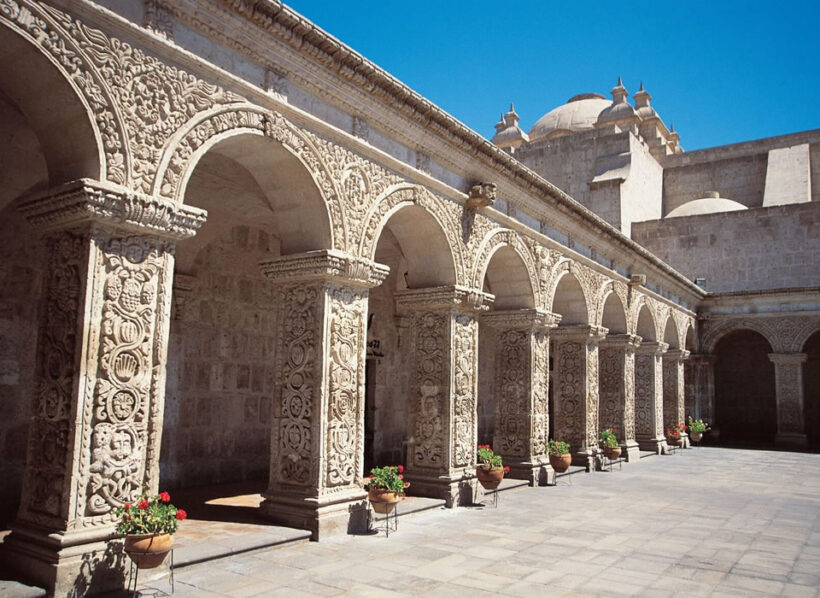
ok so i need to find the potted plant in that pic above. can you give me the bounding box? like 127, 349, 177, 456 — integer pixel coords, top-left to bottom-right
476, 444, 510, 489
364, 465, 409, 514
547, 439, 571, 473
666, 423, 685, 447
599, 428, 621, 460
687, 417, 710, 442
115, 491, 187, 569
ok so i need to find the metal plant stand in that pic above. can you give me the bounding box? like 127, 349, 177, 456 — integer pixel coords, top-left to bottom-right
126, 549, 175, 597
369, 503, 399, 537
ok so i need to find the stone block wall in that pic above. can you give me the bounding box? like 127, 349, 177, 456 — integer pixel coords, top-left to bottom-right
662, 154, 768, 212
162, 226, 278, 489
0, 207, 45, 526
632, 202, 820, 293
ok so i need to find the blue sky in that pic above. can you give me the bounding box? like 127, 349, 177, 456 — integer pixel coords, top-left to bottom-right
285, 1, 819, 151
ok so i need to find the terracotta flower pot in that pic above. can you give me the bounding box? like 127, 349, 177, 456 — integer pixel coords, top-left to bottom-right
667, 436, 682, 446
124, 533, 173, 569
368, 487, 400, 514
689, 431, 702, 442
603, 445, 622, 460
549, 454, 572, 473
476, 466, 504, 490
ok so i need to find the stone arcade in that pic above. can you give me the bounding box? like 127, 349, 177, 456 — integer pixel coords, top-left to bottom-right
0, 1, 817, 596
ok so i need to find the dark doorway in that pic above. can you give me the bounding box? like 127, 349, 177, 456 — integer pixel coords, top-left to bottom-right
804, 331, 820, 450
364, 359, 377, 473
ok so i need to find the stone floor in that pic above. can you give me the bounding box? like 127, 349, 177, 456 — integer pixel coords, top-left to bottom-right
115, 447, 820, 597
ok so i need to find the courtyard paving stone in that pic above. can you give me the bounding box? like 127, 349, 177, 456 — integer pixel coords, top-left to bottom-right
121, 447, 819, 597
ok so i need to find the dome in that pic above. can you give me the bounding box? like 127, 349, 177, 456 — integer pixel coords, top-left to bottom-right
528, 94, 610, 142
666, 195, 748, 218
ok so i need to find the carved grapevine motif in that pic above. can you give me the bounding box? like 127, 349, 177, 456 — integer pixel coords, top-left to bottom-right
653, 354, 664, 436
532, 331, 549, 457
452, 314, 478, 467
634, 353, 652, 437
662, 359, 677, 429
411, 312, 446, 467
555, 341, 582, 447
586, 344, 599, 447
624, 351, 636, 440
495, 329, 528, 458
326, 286, 366, 488
598, 347, 622, 435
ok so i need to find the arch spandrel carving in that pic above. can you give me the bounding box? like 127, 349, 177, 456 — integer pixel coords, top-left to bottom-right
1, 0, 127, 185
471, 228, 541, 309
701, 316, 820, 354
358, 183, 467, 286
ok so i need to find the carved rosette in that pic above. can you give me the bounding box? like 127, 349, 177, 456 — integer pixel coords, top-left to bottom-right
260, 250, 388, 498
634, 342, 668, 440
395, 287, 491, 477
598, 334, 640, 443
768, 353, 808, 438
17, 182, 193, 530
483, 310, 559, 465
551, 326, 606, 453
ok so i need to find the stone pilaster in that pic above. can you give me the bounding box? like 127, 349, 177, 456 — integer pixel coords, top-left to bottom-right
687, 354, 716, 424
395, 286, 492, 506
598, 334, 642, 462
258, 250, 389, 538
551, 325, 608, 471
4, 179, 205, 596
481, 309, 560, 486
768, 353, 808, 448
663, 349, 690, 446
635, 341, 669, 454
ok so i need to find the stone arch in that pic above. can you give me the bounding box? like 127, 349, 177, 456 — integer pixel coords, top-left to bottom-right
154, 106, 343, 251
701, 319, 777, 354
599, 283, 628, 334
661, 311, 679, 349
360, 183, 465, 286
549, 265, 591, 325
472, 229, 539, 309
633, 297, 658, 341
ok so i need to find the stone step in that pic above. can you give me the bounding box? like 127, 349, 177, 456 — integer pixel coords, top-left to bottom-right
0, 580, 47, 598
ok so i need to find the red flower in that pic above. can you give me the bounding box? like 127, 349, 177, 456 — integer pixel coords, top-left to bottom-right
403, 482, 409, 488
124, 503, 131, 510
504, 466, 510, 473
137, 500, 149, 510
124, 514, 131, 520
369, 474, 374, 478
158, 491, 171, 503
175, 509, 187, 521
398, 474, 404, 480
397, 465, 404, 473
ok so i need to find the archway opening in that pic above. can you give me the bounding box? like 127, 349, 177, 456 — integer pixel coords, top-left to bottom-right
365, 203, 456, 473
162, 132, 332, 519
803, 331, 820, 450
635, 304, 656, 342
599, 292, 629, 443
714, 330, 776, 446
477, 245, 535, 448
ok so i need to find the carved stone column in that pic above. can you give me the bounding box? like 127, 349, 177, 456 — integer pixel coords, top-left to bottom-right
768, 353, 808, 448
598, 334, 642, 462
687, 354, 716, 423
481, 309, 560, 486
634, 341, 669, 454
663, 349, 690, 446
551, 325, 607, 471
4, 180, 205, 596
258, 250, 389, 539
395, 286, 492, 506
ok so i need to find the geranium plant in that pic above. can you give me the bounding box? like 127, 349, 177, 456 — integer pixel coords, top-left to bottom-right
476, 444, 510, 472
115, 491, 187, 536
687, 417, 710, 434
364, 465, 409, 494
547, 439, 571, 455
599, 428, 618, 448
666, 422, 686, 441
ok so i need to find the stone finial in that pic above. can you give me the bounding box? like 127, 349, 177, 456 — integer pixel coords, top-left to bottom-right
612, 77, 628, 104
492, 103, 529, 151
466, 182, 497, 208
634, 81, 651, 109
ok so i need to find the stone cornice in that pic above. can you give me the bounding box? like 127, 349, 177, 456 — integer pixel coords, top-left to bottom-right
395, 286, 494, 313
18, 179, 207, 239
768, 353, 808, 366
551, 324, 608, 342
481, 309, 561, 331
636, 341, 669, 356
663, 349, 691, 361
599, 333, 642, 349
259, 249, 389, 287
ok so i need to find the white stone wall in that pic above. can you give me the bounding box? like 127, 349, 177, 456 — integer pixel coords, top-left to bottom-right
632, 203, 820, 293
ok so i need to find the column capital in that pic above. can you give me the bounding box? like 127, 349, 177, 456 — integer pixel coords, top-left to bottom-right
768, 353, 808, 366
481, 309, 560, 331
663, 349, 691, 362
599, 333, 642, 349
259, 249, 389, 288
551, 324, 607, 343
395, 285, 494, 313
636, 341, 669, 356
689, 353, 717, 365
18, 178, 207, 239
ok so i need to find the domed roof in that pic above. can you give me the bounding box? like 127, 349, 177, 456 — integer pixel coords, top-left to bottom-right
666, 195, 748, 218
528, 93, 610, 142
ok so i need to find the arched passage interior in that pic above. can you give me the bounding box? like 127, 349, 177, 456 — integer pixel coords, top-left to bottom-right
803, 331, 820, 449
713, 329, 776, 445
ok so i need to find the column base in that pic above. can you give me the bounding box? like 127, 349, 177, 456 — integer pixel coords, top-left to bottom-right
507, 457, 554, 486
621, 440, 641, 462
776, 433, 807, 449
259, 488, 369, 540
571, 447, 598, 472
637, 435, 666, 455
404, 470, 476, 507
1, 521, 125, 597
681, 432, 690, 448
